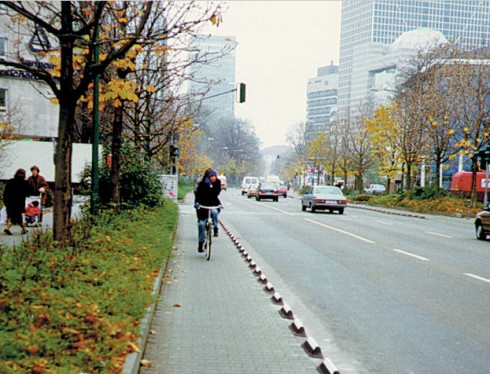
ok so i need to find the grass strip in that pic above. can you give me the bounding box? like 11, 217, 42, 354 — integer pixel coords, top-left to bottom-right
0, 203, 178, 373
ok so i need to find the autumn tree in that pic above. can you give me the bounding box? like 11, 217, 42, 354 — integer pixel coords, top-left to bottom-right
364, 103, 401, 194
177, 120, 213, 177
306, 132, 329, 185
0, 1, 223, 241
447, 49, 490, 206
345, 103, 375, 191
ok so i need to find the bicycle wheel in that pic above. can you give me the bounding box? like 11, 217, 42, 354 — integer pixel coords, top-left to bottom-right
205, 223, 212, 261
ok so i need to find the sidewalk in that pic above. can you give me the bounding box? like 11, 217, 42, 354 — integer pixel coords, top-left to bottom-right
140, 200, 318, 373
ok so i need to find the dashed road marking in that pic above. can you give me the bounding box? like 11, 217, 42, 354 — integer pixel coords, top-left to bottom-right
464, 273, 490, 284
425, 231, 452, 239
376, 220, 393, 226
392, 249, 429, 261
255, 203, 295, 216
304, 218, 375, 244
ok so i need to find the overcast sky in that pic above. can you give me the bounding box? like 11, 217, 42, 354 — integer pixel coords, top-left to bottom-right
204, 1, 342, 148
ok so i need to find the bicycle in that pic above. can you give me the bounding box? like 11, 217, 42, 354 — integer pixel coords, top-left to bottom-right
198, 205, 222, 261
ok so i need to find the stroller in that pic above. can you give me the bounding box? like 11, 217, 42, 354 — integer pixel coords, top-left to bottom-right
25, 196, 42, 227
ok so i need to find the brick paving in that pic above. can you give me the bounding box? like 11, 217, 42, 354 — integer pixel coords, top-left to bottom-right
140, 201, 318, 374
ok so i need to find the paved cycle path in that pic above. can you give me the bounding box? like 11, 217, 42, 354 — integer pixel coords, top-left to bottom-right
140, 201, 318, 373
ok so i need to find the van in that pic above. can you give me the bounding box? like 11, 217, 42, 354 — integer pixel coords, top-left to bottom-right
219, 175, 228, 191
241, 176, 259, 195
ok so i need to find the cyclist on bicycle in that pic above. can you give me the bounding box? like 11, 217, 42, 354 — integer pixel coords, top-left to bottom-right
194, 168, 222, 253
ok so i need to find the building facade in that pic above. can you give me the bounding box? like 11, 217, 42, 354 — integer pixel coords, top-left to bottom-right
306, 62, 338, 137
338, 0, 490, 117
189, 35, 237, 130
0, 10, 59, 138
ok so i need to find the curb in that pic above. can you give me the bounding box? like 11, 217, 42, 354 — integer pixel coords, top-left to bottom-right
123, 209, 179, 374
349, 203, 426, 219
219, 219, 341, 373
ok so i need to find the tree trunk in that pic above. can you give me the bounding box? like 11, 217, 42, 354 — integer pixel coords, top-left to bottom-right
406, 163, 412, 191
53, 2, 75, 244
386, 178, 391, 195
111, 103, 124, 206
434, 154, 442, 197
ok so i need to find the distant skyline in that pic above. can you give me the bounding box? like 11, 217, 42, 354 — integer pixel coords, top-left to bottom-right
202, 1, 342, 148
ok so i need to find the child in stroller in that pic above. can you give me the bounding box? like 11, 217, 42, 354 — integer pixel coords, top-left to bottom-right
25, 198, 41, 226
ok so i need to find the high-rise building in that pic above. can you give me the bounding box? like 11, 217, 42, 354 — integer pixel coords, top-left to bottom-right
338, 0, 490, 117
306, 62, 338, 137
189, 35, 236, 129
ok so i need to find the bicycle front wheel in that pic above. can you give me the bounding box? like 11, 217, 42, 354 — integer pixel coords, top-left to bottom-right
205, 225, 212, 261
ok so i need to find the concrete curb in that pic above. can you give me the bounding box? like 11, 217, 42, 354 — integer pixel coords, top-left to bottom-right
219, 219, 341, 373
122, 201, 181, 374
349, 203, 426, 219
122, 247, 173, 374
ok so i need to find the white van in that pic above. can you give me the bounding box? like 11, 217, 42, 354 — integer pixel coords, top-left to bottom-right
219, 175, 228, 191
241, 176, 259, 195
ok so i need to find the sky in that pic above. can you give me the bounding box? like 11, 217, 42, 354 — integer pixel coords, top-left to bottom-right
204, 1, 342, 148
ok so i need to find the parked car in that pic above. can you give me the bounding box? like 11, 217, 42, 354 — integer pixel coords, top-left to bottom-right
475, 210, 490, 240
364, 184, 386, 195
277, 184, 288, 198
219, 175, 228, 191
301, 185, 347, 214
256, 182, 279, 202
241, 176, 259, 195
247, 183, 259, 199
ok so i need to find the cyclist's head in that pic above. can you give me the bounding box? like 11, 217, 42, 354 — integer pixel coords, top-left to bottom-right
204, 168, 218, 183
203, 168, 214, 178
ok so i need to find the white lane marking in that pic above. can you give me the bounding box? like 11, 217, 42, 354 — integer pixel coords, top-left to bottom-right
254, 202, 295, 216
465, 273, 490, 284
392, 249, 429, 262
376, 220, 392, 226
304, 218, 375, 244
425, 231, 452, 239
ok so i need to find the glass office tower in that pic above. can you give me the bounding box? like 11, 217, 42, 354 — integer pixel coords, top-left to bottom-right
338, 0, 490, 117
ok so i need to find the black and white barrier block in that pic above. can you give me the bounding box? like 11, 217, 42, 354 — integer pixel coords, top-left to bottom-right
271, 292, 283, 305
301, 336, 323, 359
278, 303, 294, 320
264, 282, 275, 294
317, 358, 340, 374
289, 318, 306, 337
253, 267, 262, 276
257, 274, 267, 284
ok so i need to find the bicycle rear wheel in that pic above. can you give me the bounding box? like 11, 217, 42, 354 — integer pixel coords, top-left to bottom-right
205, 223, 212, 261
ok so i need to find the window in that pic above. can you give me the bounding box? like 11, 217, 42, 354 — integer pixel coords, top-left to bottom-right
0, 37, 5, 56
0, 89, 7, 111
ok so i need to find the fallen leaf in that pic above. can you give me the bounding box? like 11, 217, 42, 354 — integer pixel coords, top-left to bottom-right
173, 303, 181, 308
141, 359, 152, 367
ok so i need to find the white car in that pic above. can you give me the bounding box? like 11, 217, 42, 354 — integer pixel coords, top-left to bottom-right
364, 184, 386, 195
301, 186, 347, 214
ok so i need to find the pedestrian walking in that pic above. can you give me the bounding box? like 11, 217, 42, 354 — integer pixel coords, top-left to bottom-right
2, 168, 29, 235
27, 165, 48, 222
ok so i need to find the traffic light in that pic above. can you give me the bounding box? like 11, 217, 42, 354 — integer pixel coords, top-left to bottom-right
170, 145, 180, 157
238, 83, 246, 103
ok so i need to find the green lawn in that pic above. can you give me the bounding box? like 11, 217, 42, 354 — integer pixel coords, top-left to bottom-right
0, 203, 178, 373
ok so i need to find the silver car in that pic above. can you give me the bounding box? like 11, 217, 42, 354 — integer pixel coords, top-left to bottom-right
301, 186, 347, 214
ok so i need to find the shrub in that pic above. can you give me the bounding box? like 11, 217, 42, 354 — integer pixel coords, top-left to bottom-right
350, 193, 372, 202
178, 177, 195, 200
298, 186, 309, 195
80, 144, 163, 208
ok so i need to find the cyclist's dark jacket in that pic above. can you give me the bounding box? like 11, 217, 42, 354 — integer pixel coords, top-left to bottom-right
195, 177, 221, 221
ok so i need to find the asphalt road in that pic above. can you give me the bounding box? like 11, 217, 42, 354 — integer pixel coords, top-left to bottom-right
219, 188, 490, 374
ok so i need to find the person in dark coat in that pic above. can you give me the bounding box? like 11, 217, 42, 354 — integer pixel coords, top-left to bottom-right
3, 168, 29, 235
194, 168, 222, 252
27, 165, 48, 222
